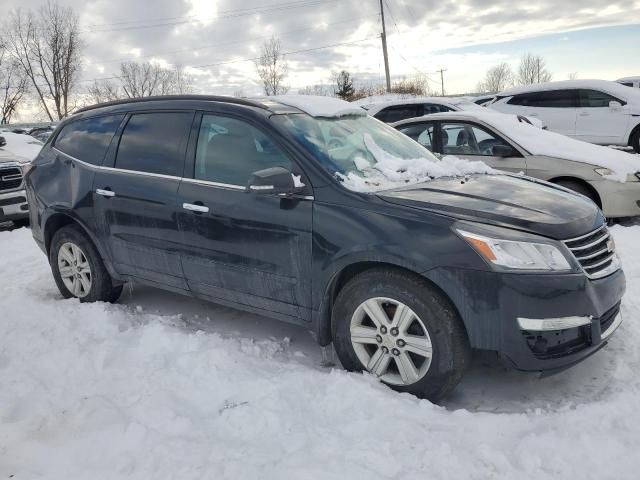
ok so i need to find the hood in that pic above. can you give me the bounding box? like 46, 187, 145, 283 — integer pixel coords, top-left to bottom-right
378, 174, 603, 240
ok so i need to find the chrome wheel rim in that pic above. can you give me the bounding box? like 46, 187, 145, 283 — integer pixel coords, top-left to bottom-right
57, 242, 92, 298
350, 297, 433, 386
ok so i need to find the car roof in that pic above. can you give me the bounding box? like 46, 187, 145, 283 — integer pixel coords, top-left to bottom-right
498, 79, 639, 100
617, 76, 640, 82
353, 96, 474, 114
391, 110, 512, 127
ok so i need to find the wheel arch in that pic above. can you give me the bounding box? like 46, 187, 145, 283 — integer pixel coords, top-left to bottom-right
314, 261, 466, 347
629, 122, 640, 149
547, 176, 602, 208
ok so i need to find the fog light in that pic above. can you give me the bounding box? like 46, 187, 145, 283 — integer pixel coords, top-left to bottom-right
517, 315, 592, 331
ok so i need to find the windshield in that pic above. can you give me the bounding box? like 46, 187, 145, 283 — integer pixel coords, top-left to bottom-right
272, 113, 494, 192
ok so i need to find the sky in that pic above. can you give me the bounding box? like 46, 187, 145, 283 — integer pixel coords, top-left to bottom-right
4, 0, 640, 121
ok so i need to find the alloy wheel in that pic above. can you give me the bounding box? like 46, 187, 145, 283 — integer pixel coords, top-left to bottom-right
350, 297, 433, 386
57, 242, 92, 298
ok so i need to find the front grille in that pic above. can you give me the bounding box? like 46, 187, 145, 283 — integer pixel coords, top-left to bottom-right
0, 166, 23, 192
563, 225, 619, 279
599, 302, 620, 334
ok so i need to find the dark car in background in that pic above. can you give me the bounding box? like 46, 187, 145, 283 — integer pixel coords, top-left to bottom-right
25, 95, 625, 401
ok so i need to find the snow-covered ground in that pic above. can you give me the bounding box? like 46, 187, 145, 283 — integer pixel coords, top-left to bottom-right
1, 225, 640, 479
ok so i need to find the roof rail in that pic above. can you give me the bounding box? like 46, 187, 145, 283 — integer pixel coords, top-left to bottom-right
74, 94, 268, 114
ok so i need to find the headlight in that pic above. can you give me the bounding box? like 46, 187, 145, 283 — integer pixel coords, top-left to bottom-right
594, 168, 612, 177
457, 229, 571, 271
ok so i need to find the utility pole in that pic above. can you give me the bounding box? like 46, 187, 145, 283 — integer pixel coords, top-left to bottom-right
436, 68, 447, 96
379, 0, 391, 93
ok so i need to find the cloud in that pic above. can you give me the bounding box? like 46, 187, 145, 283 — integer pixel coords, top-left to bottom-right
2, 0, 639, 101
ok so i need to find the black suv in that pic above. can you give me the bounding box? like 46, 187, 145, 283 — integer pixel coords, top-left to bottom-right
25, 95, 625, 400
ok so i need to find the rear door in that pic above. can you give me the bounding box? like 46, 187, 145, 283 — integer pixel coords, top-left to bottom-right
499, 90, 578, 136
176, 112, 313, 321
93, 110, 195, 289
439, 121, 527, 173
575, 89, 628, 144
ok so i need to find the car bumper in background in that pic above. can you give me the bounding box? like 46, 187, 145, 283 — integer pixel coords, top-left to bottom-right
591, 179, 640, 218
424, 266, 626, 372
0, 189, 29, 222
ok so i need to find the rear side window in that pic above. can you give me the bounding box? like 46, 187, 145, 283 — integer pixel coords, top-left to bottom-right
423, 104, 452, 114
55, 115, 124, 165
578, 90, 625, 107
619, 82, 633, 87
115, 112, 193, 177
397, 123, 435, 151
195, 114, 291, 186
507, 90, 577, 108
374, 104, 422, 123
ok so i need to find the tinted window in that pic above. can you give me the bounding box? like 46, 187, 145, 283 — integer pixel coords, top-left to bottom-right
195, 115, 291, 186
397, 123, 435, 151
423, 104, 452, 115
55, 115, 124, 165
579, 89, 625, 107
374, 105, 421, 123
115, 112, 193, 176
441, 122, 511, 156
508, 90, 576, 108
619, 82, 634, 87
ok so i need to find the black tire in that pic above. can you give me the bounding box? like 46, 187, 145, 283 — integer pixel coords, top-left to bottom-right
12, 218, 30, 228
49, 224, 123, 303
631, 128, 640, 154
554, 179, 598, 206
332, 268, 471, 402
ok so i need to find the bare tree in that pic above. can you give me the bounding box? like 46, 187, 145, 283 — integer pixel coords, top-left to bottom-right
517, 53, 552, 86
477, 62, 513, 93
86, 79, 121, 104
299, 84, 332, 96
255, 36, 289, 96
334, 70, 355, 100
0, 43, 29, 124
391, 74, 432, 96
4, 1, 82, 121
568, 71, 579, 80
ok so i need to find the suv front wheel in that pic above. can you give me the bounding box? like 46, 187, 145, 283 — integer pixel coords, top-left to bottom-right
50, 225, 123, 303
332, 269, 471, 401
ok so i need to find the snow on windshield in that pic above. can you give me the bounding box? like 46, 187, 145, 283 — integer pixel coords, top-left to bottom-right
338, 133, 496, 192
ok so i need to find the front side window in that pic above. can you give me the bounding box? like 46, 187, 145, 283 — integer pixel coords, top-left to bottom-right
423, 104, 452, 115
441, 122, 511, 156
55, 114, 124, 165
195, 115, 291, 185
397, 123, 435, 151
374, 105, 421, 123
619, 82, 633, 88
508, 90, 577, 108
579, 89, 625, 108
115, 112, 193, 177
272, 113, 494, 192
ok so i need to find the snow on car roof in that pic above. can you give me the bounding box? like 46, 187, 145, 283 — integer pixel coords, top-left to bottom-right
0, 131, 43, 162
499, 79, 640, 102
406, 110, 639, 182
269, 95, 365, 118
352, 95, 479, 115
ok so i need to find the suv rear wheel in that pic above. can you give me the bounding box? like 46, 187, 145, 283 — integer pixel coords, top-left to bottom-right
50, 225, 123, 303
631, 128, 640, 154
332, 268, 471, 401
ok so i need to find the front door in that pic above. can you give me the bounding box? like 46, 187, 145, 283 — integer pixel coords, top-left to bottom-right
93, 110, 195, 289
176, 113, 313, 322
439, 121, 527, 174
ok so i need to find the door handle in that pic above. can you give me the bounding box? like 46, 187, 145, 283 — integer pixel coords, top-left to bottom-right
183, 202, 209, 213
96, 188, 115, 198
579, 112, 590, 117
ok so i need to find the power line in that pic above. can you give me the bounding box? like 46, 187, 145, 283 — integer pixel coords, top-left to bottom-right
84, 0, 341, 34
95, 15, 378, 66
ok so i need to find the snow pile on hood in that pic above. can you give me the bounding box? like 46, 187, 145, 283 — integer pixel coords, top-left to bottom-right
269, 95, 365, 118
0, 131, 43, 162
339, 133, 496, 192
461, 111, 639, 182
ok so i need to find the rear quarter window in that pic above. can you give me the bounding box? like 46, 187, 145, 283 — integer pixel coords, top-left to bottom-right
54, 114, 125, 165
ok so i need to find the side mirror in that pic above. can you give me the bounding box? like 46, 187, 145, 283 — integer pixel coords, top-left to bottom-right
246, 166, 296, 195
609, 101, 622, 111
0, 136, 6, 147
492, 144, 519, 157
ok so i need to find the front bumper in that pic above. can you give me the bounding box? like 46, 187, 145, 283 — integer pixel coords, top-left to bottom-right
424, 266, 626, 371
591, 179, 640, 218
0, 189, 29, 222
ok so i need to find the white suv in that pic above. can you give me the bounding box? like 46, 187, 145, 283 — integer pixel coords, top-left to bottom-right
489, 80, 640, 153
